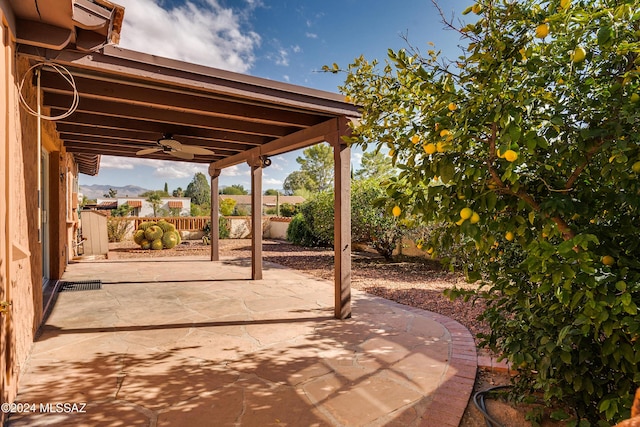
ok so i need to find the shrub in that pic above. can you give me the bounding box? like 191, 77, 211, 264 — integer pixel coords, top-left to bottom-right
286, 213, 316, 246
202, 216, 230, 242
351, 179, 411, 260
107, 218, 130, 242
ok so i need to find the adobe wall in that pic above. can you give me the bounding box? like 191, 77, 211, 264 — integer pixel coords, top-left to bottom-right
5, 53, 42, 408
0, 12, 11, 419
0, 15, 74, 410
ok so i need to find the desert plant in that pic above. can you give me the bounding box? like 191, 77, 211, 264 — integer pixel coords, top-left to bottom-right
107, 218, 131, 242
150, 239, 163, 250
132, 221, 181, 250
133, 229, 146, 245
144, 225, 163, 241
161, 230, 179, 249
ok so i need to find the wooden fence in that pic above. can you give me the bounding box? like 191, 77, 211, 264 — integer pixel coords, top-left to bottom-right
109, 216, 210, 231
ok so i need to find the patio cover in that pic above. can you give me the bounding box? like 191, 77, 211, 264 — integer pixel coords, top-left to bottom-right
17, 39, 359, 319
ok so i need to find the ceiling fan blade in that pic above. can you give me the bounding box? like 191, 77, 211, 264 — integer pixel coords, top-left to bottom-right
159, 137, 182, 150
169, 150, 194, 160
136, 147, 161, 155
179, 145, 215, 155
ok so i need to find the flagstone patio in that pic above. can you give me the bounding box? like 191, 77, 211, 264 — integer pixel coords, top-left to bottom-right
8, 256, 476, 426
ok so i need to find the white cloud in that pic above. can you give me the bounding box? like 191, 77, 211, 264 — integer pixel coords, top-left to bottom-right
99, 155, 208, 180
115, 0, 261, 72
263, 177, 283, 186
274, 47, 289, 66
99, 157, 135, 169
152, 163, 208, 180
305, 32, 318, 39
221, 165, 245, 177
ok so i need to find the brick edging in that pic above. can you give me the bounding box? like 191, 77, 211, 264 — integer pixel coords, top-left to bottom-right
359, 295, 477, 427
417, 310, 477, 427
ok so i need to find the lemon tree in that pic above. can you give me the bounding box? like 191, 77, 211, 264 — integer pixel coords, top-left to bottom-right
332, 0, 640, 423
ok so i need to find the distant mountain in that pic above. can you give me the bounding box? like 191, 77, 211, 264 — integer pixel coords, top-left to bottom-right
79, 184, 151, 200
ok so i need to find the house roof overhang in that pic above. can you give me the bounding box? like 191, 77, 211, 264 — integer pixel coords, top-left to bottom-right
16, 42, 360, 176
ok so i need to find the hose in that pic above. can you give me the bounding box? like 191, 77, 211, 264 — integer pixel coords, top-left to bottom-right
472, 385, 513, 427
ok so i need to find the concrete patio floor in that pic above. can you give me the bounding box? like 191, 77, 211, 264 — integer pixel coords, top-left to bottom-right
8, 256, 476, 427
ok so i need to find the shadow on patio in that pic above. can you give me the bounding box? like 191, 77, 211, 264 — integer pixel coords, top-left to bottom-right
8, 257, 475, 427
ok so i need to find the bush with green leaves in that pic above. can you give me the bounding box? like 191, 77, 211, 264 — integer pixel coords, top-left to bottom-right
351, 179, 411, 260
202, 216, 230, 243
132, 220, 181, 250
334, 0, 640, 423
286, 213, 316, 246
287, 181, 415, 258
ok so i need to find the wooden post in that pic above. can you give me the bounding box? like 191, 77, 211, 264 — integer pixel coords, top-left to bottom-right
209, 167, 221, 261
249, 156, 263, 280
331, 120, 352, 319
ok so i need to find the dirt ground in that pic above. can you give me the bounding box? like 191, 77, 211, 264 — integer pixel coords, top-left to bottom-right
107, 238, 565, 426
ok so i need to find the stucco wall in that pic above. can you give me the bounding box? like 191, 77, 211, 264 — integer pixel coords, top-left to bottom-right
0, 12, 12, 414
9, 55, 43, 402
0, 20, 74, 409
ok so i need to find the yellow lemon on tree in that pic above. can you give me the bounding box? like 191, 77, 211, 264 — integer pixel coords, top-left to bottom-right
504, 149, 518, 162
411, 134, 421, 144
571, 46, 586, 63
344, 95, 352, 103
439, 129, 451, 138
436, 141, 447, 152
632, 161, 640, 173
392, 205, 401, 217
448, 102, 457, 111
505, 231, 515, 241
470, 212, 480, 224
631, 93, 640, 103
602, 255, 615, 266
535, 23, 550, 39
560, 0, 571, 9
426, 247, 434, 255
423, 143, 437, 155
472, 3, 482, 14
460, 207, 473, 220
388, 149, 395, 157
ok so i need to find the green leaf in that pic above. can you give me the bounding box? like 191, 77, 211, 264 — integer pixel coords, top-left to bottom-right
550, 410, 571, 421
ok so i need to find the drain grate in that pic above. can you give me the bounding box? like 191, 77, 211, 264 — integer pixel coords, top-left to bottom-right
59, 280, 102, 292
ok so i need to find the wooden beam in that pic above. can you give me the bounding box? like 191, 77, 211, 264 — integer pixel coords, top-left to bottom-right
44, 93, 293, 138
330, 117, 352, 319
17, 45, 361, 119
41, 71, 325, 128
210, 118, 339, 172
209, 168, 221, 261
53, 113, 267, 147
250, 159, 263, 280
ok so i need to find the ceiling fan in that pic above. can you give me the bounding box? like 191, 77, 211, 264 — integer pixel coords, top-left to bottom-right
136, 134, 214, 160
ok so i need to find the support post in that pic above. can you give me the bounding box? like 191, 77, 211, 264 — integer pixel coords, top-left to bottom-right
331, 120, 352, 319
209, 167, 221, 261
249, 157, 263, 280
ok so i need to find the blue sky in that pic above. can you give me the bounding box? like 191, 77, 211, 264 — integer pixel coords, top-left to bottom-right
80, 0, 467, 194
